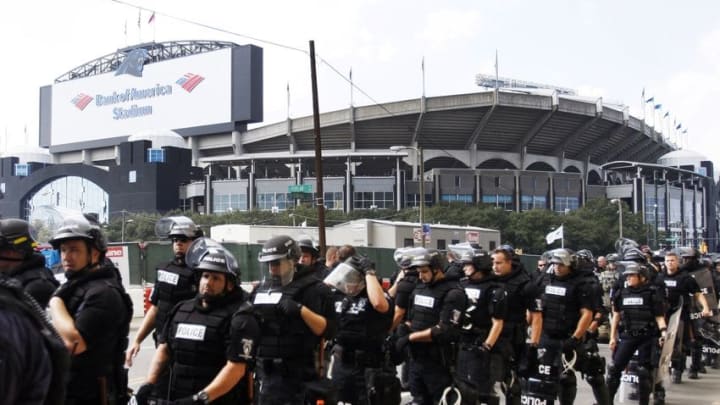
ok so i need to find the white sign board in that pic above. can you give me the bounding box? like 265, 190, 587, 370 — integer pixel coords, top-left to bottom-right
50, 48, 233, 146
106, 245, 130, 289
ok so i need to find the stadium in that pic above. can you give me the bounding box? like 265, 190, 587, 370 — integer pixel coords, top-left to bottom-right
0, 40, 715, 250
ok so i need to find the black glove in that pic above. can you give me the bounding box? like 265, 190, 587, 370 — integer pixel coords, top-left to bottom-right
395, 335, 410, 353
134, 383, 155, 405
563, 336, 581, 355
396, 323, 411, 338
357, 256, 375, 275
278, 297, 303, 318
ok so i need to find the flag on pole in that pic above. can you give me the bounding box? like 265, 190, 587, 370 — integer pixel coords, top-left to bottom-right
654, 104, 662, 110
645, 96, 655, 103
148, 12, 156, 24
546, 225, 564, 244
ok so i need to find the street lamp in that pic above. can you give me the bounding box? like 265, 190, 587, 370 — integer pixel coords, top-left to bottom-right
390, 145, 425, 247
610, 199, 623, 239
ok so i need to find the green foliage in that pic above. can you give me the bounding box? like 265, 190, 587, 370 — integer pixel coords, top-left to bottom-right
102, 198, 651, 256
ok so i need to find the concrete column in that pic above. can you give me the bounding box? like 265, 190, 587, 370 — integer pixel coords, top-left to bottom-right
346, 157, 352, 213
82, 149, 92, 165
248, 160, 255, 210
189, 137, 199, 167
232, 130, 243, 155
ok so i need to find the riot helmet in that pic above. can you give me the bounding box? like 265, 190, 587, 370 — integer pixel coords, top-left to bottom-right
156, 216, 203, 240
323, 256, 366, 297
622, 247, 646, 263
49, 214, 107, 256
258, 235, 301, 286
186, 238, 239, 280
606, 253, 620, 263
549, 248, 576, 277
0, 219, 38, 259
296, 235, 319, 257
622, 262, 649, 281
460, 250, 492, 276
576, 249, 594, 263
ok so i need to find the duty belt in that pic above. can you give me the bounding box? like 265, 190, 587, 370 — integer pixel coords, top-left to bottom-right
334, 345, 382, 367
624, 326, 652, 337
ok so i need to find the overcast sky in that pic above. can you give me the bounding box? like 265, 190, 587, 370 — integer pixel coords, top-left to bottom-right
2, 0, 719, 173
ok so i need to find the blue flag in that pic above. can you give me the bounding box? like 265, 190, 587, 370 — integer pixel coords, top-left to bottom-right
654, 104, 662, 110
645, 96, 655, 103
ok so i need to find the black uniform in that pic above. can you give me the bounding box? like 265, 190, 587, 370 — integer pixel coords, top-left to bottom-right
151, 259, 197, 340
657, 269, 700, 374
406, 277, 466, 405
330, 285, 395, 404
0, 276, 63, 404
160, 288, 259, 404
456, 274, 507, 405
7, 252, 59, 308
497, 262, 542, 405
55, 263, 133, 404
607, 283, 665, 405
252, 265, 337, 404
534, 270, 595, 405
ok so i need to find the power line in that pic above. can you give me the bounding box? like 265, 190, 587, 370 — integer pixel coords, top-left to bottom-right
110, 0, 397, 117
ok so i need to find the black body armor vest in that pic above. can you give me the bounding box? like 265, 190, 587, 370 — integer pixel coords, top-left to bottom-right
336, 290, 392, 351
253, 269, 321, 361
542, 274, 583, 338
618, 285, 658, 333
408, 278, 456, 331
168, 291, 246, 402
154, 261, 197, 331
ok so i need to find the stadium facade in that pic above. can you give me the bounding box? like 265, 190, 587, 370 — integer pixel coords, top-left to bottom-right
0, 40, 716, 250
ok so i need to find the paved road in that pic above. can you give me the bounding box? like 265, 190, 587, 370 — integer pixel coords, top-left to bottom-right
125, 317, 720, 404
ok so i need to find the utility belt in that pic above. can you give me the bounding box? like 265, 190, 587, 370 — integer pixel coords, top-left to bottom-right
258, 356, 313, 377
621, 325, 655, 338
409, 342, 442, 362
333, 344, 382, 368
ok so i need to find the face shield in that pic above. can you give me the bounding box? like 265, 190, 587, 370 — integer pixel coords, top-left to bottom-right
324, 261, 366, 297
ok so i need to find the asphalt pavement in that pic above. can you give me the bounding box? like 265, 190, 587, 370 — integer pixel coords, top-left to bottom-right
126, 316, 720, 404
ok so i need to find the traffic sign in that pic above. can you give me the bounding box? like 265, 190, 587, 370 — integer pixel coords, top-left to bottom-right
288, 184, 312, 193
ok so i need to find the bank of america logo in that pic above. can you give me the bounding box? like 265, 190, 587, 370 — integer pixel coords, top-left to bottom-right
176, 73, 204, 92
71, 93, 93, 111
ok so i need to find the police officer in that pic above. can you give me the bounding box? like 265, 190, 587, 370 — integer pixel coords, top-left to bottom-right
676, 247, 714, 380
0, 218, 58, 308
455, 250, 507, 405
492, 246, 542, 405
388, 247, 423, 329
607, 263, 667, 405
529, 249, 597, 405
575, 249, 611, 405
126, 216, 203, 366
395, 249, 466, 404
297, 234, 330, 279
660, 250, 711, 386
137, 238, 259, 404
326, 256, 396, 404
48, 214, 133, 405
0, 273, 68, 404
252, 235, 336, 404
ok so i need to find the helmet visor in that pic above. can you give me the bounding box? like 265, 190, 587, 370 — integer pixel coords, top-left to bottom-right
324, 262, 366, 297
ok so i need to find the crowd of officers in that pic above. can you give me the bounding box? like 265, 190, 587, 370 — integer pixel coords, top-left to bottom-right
3, 212, 720, 405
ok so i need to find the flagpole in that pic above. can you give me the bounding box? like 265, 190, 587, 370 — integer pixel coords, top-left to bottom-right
421, 57, 426, 98
349, 68, 354, 108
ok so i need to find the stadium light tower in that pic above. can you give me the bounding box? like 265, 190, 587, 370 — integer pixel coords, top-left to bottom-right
390, 145, 425, 247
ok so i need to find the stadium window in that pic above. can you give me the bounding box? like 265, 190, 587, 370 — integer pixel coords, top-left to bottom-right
129, 170, 137, 183
147, 148, 166, 163
14, 164, 29, 177
441, 194, 473, 204
455, 176, 461, 187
